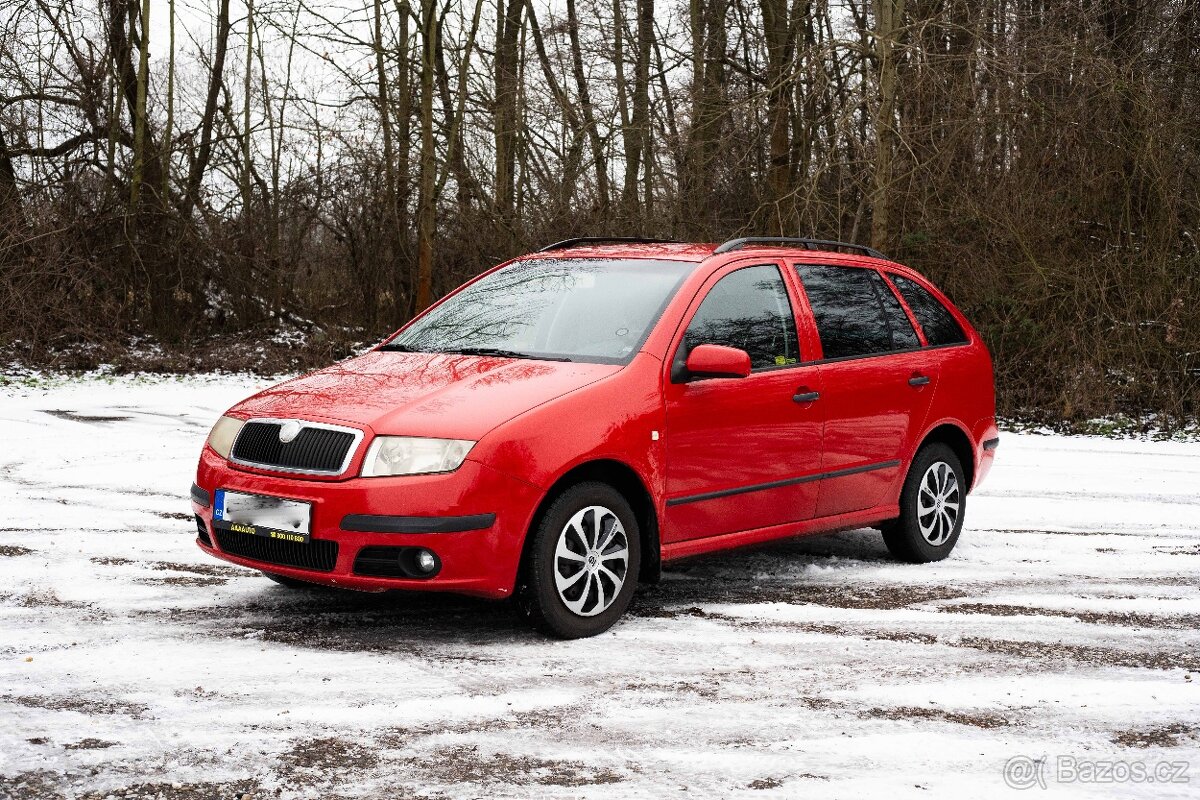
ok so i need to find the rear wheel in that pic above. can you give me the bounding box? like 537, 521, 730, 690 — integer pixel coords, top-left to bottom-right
882, 443, 966, 563
522, 482, 640, 639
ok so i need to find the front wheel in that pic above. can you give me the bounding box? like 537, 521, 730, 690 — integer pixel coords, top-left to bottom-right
882, 443, 966, 563
522, 482, 641, 639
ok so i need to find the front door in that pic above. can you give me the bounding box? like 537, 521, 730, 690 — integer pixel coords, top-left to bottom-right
663, 263, 824, 542
792, 263, 937, 517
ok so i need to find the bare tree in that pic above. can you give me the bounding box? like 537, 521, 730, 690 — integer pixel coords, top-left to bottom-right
2, 0, 1199, 422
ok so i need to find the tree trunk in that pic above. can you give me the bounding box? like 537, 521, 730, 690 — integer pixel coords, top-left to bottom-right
162, 0, 174, 202
760, 0, 796, 235
129, 0, 151, 208
241, 0, 255, 217
375, 0, 396, 229
182, 0, 231, 219
524, 0, 586, 206
680, 0, 728, 232
494, 0, 524, 219
415, 0, 437, 312
566, 0, 609, 209
434, 1, 485, 207
622, 0, 653, 216
391, 0, 412, 314
0, 128, 22, 231
870, 0, 904, 251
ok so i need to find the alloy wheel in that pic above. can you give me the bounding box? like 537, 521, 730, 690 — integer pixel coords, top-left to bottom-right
917, 461, 960, 546
553, 505, 629, 617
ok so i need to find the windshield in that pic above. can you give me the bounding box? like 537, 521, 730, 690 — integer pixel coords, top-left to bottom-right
383, 258, 695, 363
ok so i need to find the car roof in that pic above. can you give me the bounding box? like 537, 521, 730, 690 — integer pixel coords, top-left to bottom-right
523, 242, 720, 261
521, 241, 914, 274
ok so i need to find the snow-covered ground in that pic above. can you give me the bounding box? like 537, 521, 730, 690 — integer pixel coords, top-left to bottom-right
0, 376, 1197, 799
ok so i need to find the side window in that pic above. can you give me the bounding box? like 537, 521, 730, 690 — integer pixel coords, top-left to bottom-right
682, 265, 799, 370
869, 271, 920, 350
889, 274, 968, 346
796, 264, 916, 359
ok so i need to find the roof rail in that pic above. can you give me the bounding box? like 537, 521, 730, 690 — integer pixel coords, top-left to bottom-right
713, 237, 887, 260
538, 236, 681, 252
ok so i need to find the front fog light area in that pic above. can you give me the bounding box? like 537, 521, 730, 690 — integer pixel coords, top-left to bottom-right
360, 436, 475, 477
414, 549, 438, 574
353, 546, 442, 579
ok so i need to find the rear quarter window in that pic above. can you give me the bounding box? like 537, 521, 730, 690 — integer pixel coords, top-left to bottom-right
794, 264, 917, 359
889, 274, 969, 347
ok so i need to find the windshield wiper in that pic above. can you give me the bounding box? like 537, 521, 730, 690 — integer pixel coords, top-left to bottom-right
378, 343, 572, 361
443, 347, 572, 362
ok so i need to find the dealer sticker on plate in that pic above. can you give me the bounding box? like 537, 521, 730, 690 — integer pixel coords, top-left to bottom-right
213, 489, 312, 543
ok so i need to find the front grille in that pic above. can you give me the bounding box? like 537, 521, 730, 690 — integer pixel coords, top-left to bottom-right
231, 420, 358, 474
214, 528, 338, 572
195, 515, 212, 546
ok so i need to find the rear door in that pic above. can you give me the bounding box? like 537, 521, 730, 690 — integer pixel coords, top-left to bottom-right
793, 263, 936, 518
662, 262, 824, 542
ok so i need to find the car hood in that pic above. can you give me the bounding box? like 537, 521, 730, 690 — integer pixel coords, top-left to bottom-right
230, 350, 622, 440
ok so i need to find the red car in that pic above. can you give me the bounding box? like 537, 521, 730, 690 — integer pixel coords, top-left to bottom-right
192, 237, 998, 638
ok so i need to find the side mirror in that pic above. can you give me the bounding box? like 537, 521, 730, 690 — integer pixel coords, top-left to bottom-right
684, 344, 752, 380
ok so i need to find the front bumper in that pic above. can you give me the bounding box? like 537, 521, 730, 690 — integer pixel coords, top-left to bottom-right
192, 447, 542, 598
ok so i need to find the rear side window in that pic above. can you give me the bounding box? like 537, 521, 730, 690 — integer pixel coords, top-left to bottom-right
795, 264, 918, 359
683, 265, 799, 369
869, 271, 920, 350
889, 274, 968, 346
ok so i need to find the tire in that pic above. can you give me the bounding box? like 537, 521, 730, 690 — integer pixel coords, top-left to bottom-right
261, 571, 324, 590
882, 443, 967, 563
522, 482, 641, 639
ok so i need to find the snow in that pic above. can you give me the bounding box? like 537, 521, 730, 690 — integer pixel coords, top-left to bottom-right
0, 376, 1197, 798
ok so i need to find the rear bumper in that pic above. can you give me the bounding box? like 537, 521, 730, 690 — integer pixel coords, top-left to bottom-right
972, 417, 1000, 489
192, 447, 542, 599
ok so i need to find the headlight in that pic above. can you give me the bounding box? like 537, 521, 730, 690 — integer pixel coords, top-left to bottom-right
206, 415, 245, 459
361, 436, 475, 477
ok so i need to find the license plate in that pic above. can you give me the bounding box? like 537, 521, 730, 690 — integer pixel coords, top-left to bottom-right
213, 489, 312, 543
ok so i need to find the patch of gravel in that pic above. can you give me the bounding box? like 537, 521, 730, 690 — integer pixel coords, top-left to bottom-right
940, 602, 1200, 630
77, 782, 261, 800
954, 636, 1200, 672
277, 736, 380, 777
0, 771, 65, 800
421, 744, 625, 788
146, 560, 248, 577
2, 693, 149, 718
90, 556, 136, 566
64, 738, 119, 750
1113, 722, 1199, 748
134, 575, 228, 587
630, 581, 966, 614
860, 704, 1013, 729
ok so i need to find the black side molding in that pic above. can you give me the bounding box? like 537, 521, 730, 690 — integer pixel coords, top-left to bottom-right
341, 513, 497, 534
983, 437, 1000, 451
190, 483, 211, 508
667, 460, 901, 507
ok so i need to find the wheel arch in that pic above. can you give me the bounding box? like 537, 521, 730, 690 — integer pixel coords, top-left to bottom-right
519, 458, 661, 587
916, 421, 977, 490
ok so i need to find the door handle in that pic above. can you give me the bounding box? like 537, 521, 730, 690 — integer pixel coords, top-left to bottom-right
908, 375, 931, 387
793, 390, 820, 403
